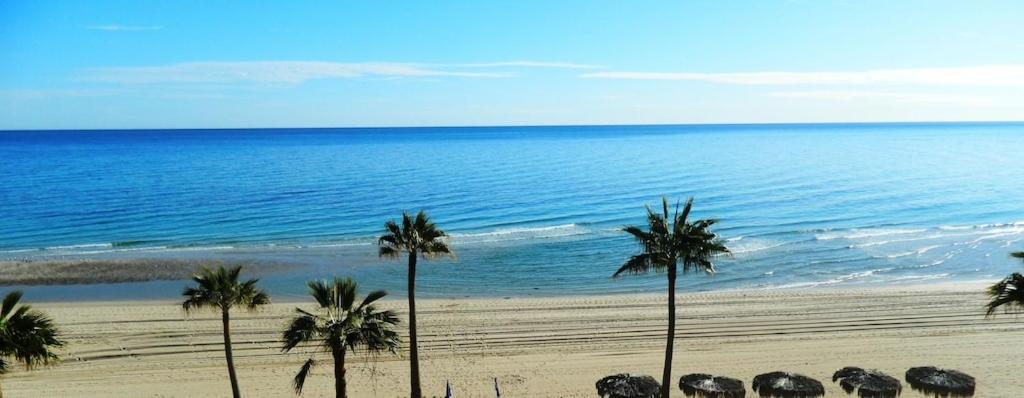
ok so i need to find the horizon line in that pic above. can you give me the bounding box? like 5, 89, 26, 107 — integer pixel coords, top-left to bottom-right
2, 119, 1023, 133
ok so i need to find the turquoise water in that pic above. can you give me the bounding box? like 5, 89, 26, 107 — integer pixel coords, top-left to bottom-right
2, 123, 1023, 300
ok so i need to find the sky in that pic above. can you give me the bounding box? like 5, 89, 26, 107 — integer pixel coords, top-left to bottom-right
2, 0, 1024, 130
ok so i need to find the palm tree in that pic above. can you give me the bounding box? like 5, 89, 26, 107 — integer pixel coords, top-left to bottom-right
182, 266, 269, 398
985, 251, 1024, 317
282, 277, 400, 398
0, 291, 63, 398
614, 197, 730, 398
378, 210, 453, 398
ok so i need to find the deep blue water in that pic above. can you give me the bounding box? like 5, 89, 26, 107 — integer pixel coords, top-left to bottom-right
2, 123, 1024, 301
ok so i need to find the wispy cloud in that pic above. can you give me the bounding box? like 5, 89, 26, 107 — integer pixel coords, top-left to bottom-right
79, 61, 512, 84
86, 25, 163, 31
77, 60, 598, 85
767, 90, 995, 105
582, 65, 1024, 86
439, 61, 603, 69
0, 88, 124, 100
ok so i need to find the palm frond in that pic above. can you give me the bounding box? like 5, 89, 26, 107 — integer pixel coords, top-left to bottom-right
0, 291, 63, 374
677, 197, 694, 225
379, 210, 454, 261
181, 286, 215, 313
986, 273, 1024, 317
622, 225, 651, 241
421, 240, 452, 258
181, 265, 269, 313
292, 358, 316, 394
615, 254, 656, 276
283, 277, 401, 391
1, 290, 24, 320
341, 277, 357, 311
377, 245, 400, 258
401, 212, 414, 240
308, 280, 334, 308
240, 278, 271, 310
384, 220, 403, 240
360, 290, 388, 309
616, 197, 730, 279
282, 312, 320, 352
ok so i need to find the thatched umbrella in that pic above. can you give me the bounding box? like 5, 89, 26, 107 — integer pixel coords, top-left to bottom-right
832, 367, 902, 398
679, 373, 746, 398
905, 367, 975, 397
752, 372, 825, 398
596, 374, 661, 398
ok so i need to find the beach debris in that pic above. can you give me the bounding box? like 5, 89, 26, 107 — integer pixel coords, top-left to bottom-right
751, 372, 825, 398
596, 373, 662, 398
445, 380, 453, 398
904, 367, 975, 397
679, 373, 746, 398
832, 367, 902, 398
495, 377, 502, 397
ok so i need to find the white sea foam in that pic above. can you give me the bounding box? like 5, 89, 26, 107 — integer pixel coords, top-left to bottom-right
765, 267, 895, 289
815, 228, 926, 241
729, 238, 788, 255
449, 223, 588, 244
48, 243, 113, 250
965, 229, 1024, 244
70, 245, 245, 255
834, 222, 1024, 250
940, 221, 1024, 230
881, 273, 952, 283
305, 242, 373, 248
880, 244, 944, 259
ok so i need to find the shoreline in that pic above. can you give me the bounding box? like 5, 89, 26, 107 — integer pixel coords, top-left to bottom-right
0, 257, 1006, 304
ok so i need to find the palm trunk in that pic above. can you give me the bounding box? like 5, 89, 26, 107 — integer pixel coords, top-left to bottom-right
662, 262, 677, 398
333, 347, 347, 398
408, 251, 421, 398
222, 309, 242, 398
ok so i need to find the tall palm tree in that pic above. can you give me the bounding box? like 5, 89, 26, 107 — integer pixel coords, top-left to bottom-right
182, 266, 269, 398
378, 210, 452, 398
614, 197, 730, 398
282, 277, 400, 398
985, 251, 1024, 317
0, 291, 63, 398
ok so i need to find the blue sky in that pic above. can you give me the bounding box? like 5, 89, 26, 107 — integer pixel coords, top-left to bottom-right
2, 0, 1024, 130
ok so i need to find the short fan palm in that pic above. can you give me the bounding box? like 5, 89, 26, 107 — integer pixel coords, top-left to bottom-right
182, 266, 269, 398
985, 251, 1024, 316
0, 291, 63, 398
282, 277, 400, 398
615, 197, 729, 398
378, 210, 452, 398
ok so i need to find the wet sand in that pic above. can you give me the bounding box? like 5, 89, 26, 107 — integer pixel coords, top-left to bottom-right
0, 259, 301, 286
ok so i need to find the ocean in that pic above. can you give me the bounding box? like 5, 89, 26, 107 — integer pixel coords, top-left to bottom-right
2, 123, 1023, 300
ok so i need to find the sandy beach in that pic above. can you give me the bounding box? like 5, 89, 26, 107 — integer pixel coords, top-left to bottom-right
3, 283, 1020, 397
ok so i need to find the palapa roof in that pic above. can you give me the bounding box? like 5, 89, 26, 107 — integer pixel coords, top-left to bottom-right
905, 366, 975, 398
832, 367, 902, 398
679, 373, 746, 398
596, 373, 661, 398
752, 372, 825, 398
